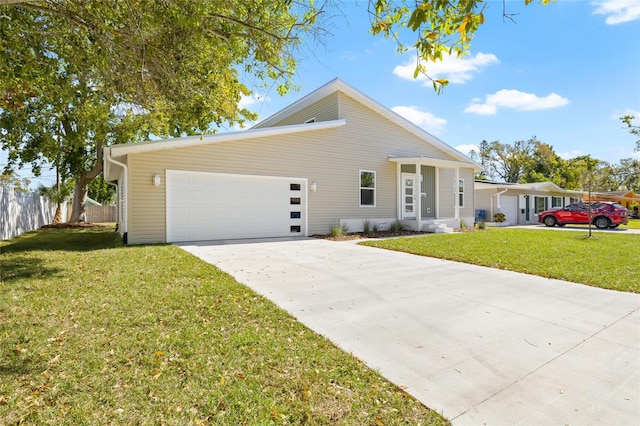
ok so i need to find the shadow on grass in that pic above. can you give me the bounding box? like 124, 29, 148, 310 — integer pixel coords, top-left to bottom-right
0, 255, 63, 282
1, 226, 123, 254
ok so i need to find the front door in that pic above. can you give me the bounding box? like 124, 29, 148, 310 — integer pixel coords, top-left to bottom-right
402, 173, 416, 219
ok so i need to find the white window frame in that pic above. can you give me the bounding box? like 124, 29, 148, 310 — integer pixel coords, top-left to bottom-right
359, 170, 376, 207
552, 196, 563, 208
458, 179, 464, 208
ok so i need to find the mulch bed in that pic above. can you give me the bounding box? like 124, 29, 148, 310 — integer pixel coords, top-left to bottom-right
313, 227, 483, 241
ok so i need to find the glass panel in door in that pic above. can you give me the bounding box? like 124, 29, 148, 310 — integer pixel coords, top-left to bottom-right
402, 173, 416, 219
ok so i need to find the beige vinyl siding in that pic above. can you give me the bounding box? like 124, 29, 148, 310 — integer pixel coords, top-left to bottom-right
338, 95, 457, 160
125, 90, 472, 244
438, 168, 455, 218
459, 168, 475, 218
260, 92, 340, 127
474, 189, 495, 216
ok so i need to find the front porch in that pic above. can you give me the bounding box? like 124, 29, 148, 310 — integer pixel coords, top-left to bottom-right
389, 155, 480, 232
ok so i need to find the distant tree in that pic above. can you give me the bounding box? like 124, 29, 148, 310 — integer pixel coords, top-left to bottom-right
617, 158, 640, 193
621, 115, 640, 151
521, 141, 564, 184
0, 171, 30, 193
484, 138, 537, 183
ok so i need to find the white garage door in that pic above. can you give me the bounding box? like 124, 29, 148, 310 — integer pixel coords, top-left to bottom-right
166, 170, 307, 242
500, 195, 518, 225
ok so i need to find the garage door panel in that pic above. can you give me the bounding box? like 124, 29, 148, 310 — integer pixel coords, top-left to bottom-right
501, 196, 518, 225
166, 170, 306, 242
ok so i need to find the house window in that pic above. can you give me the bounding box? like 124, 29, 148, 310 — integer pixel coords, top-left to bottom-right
534, 196, 548, 214
360, 170, 375, 207
552, 196, 563, 208
458, 179, 464, 207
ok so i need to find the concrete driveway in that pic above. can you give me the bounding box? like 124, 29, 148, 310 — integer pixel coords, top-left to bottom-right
178, 237, 640, 425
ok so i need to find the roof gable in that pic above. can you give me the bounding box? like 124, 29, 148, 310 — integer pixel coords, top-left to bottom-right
253, 78, 479, 167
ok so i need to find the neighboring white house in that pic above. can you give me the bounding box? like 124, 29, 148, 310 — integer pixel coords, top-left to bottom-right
103, 78, 483, 244
474, 181, 584, 225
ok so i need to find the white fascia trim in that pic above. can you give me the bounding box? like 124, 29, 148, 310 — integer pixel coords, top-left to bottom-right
109, 119, 346, 159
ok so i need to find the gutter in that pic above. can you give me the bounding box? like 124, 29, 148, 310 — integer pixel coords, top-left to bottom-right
104, 147, 128, 244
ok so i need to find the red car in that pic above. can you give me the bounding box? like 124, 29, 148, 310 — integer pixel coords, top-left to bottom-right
538, 201, 629, 229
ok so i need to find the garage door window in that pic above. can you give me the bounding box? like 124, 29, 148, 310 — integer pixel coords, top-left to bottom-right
360, 170, 376, 207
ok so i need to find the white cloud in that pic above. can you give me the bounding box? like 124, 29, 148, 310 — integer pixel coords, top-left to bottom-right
464, 89, 570, 115
592, 0, 640, 24
393, 52, 499, 85
391, 105, 447, 135
558, 150, 586, 160
238, 93, 269, 109
455, 144, 480, 157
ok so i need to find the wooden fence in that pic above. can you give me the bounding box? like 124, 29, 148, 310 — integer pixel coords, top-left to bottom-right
85, 205, 116, 223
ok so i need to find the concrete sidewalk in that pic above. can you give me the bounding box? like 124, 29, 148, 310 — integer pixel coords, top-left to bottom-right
178, 237, 640, 425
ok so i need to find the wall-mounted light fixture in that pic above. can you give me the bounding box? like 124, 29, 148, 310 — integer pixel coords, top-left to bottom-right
310, 182, 317, 192
152, 175, 161, 187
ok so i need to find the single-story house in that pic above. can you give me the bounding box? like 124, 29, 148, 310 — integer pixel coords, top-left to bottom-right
104, 78, 483, 244
474, 181, 584, 225
583, 190, 640, 210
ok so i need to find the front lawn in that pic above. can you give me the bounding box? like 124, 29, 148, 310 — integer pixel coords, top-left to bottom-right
362, 228, 639, 293
0, 227, 447, 425
621, 218, 640, 229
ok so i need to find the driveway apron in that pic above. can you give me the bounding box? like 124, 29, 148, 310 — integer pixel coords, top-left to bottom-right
178, 237, 640, 425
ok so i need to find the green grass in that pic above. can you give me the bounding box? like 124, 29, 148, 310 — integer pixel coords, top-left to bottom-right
362, 228, 639, 293
621, 218, 640, 229
1, 227, 448, 425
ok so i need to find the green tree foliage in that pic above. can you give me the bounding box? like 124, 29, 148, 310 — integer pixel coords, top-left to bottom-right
1, 0, 324, 221
88, 173, 116, 205
369, 0, 551, 92
618, 158, 640, 193
483, 138, 538, 183
621, 115, 640, 151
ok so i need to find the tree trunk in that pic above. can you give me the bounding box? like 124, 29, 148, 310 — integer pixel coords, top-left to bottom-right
52, 204, 62, 224
69, 141, 104, 223
70, 177, 90, 223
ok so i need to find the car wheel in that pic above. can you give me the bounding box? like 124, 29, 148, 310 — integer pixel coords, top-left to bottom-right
543, 216, 557, 227
609, 224, 619, 228
594, 216, 610, 229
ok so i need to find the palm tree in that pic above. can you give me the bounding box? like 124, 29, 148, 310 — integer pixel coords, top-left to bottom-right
38, 183, 72, 224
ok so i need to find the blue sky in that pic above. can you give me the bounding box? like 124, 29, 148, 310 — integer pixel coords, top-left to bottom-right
241, 0, 640, 166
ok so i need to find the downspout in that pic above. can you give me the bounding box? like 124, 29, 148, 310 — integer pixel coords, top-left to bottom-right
490, 188, 509, 222
104, 147, 128, 244
105, 180, 118, 231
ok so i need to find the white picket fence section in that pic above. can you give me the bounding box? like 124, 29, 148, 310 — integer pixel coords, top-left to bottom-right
0, 187, 61, 240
